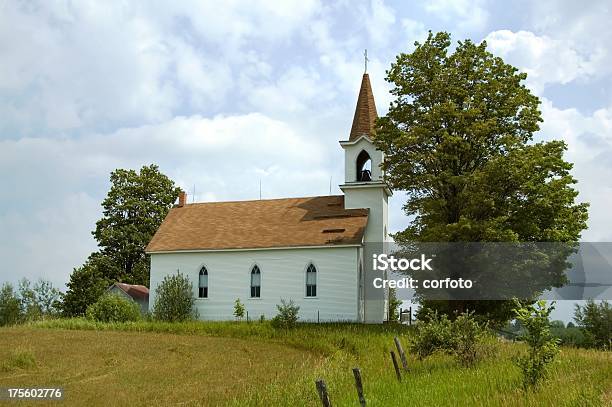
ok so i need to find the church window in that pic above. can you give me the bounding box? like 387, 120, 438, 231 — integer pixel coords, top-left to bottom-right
250, 265, 261, 298
306, 263, 317, 297
198, 266, 208, 298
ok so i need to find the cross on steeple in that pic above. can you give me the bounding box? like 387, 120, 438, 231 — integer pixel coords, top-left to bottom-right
364, 49, 369, 73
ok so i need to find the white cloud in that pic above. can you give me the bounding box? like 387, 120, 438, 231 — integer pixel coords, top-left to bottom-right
424, 0, 489, 33
485, 30, 599, 94
401, 18, 428, 44
530, 0, 611, 76
0, 2, 178, 132
0, 0, 325, 135
0, 113, 331, 288
538, 98, 612, 241
364, 0, 397, 47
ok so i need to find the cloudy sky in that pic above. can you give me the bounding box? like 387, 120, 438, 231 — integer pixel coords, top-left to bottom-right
1, 0, 611, 294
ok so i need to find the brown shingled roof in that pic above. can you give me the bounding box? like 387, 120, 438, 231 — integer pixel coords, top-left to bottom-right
349, 73, 378, 141
146, 195, 368, 252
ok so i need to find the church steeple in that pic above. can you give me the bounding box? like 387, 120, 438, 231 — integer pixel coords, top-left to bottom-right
349, 73, 378, 141
340, 70, 391, 323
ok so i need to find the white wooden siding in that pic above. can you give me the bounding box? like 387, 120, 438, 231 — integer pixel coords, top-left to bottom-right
149, 246, 361, 322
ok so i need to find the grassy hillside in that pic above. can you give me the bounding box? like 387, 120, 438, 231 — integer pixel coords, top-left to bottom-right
1, 320, 610, 406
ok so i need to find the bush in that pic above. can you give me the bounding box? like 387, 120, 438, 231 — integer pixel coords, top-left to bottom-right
452, 312, 492, 366
410, 311, 454, 359
410, 310, 491, 366
233, 298, 245, 320
0, 283, 22, 326
574, 300, 611, 349
153, 272, 197, 322
86, 293, 141, 323
271, 299, 299, 329
513, 300, 560, 390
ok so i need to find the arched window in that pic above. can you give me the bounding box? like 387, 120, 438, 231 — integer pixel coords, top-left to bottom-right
356, 150, 372, 181
250, 265, 261, 298
198, 266, 208, 298
306, 263, 317, 297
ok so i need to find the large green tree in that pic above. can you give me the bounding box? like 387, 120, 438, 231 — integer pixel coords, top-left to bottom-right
93, 164, 180, 286
375, 32, 589, 322
61, 165, 179, 316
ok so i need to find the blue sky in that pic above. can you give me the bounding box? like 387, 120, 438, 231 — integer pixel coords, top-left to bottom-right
1, 0, 611, 317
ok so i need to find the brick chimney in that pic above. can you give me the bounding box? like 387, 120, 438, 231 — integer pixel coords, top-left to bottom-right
178, 191, 187, 207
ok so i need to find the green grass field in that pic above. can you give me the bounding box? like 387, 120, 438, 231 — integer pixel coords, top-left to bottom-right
1, 320, 610, 406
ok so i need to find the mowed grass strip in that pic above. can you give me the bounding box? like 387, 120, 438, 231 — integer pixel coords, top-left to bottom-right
0, 327, 319, 406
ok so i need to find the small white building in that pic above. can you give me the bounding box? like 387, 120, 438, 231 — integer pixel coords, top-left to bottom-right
146, 73, 392, 323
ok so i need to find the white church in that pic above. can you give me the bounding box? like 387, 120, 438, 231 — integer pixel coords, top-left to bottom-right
146, 73, 392, 323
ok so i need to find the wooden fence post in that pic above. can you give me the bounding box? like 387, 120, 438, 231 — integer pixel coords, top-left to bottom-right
352, 367, 366, 406
390, 351, 402, 382
315, 379, 332, 407
394, 337, 409, 371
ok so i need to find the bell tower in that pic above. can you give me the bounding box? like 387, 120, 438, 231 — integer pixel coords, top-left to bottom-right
340, 72, 392, 323
340, 73, 391, 243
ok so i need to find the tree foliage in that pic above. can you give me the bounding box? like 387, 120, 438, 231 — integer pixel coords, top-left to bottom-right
513, 300, 560, 389
271, 299, 300, 329
574, 300, 611, 349
61, 254, 111, 317
61, 165, 179, 314
18, 278, 61, 320
388, 287, 402, 322
1, 279, 61, 324
374, 31, 589, 322
233, 298, 245, 320
93, 164, 180, 286
0, 283, 21, 326
153, 272, 197, 322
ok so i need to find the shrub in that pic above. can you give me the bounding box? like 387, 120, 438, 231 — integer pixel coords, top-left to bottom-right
86, 293, 141, 323
233, 298, 245, 320
574, 300, 611, 349
452, 312, 491, 367
0, 283, 22, 326
410, 310, 491, 366
513, 300, 560, 390
153, 272, 197, 322
410, 311, 454, 359
271, 299, 300, 329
